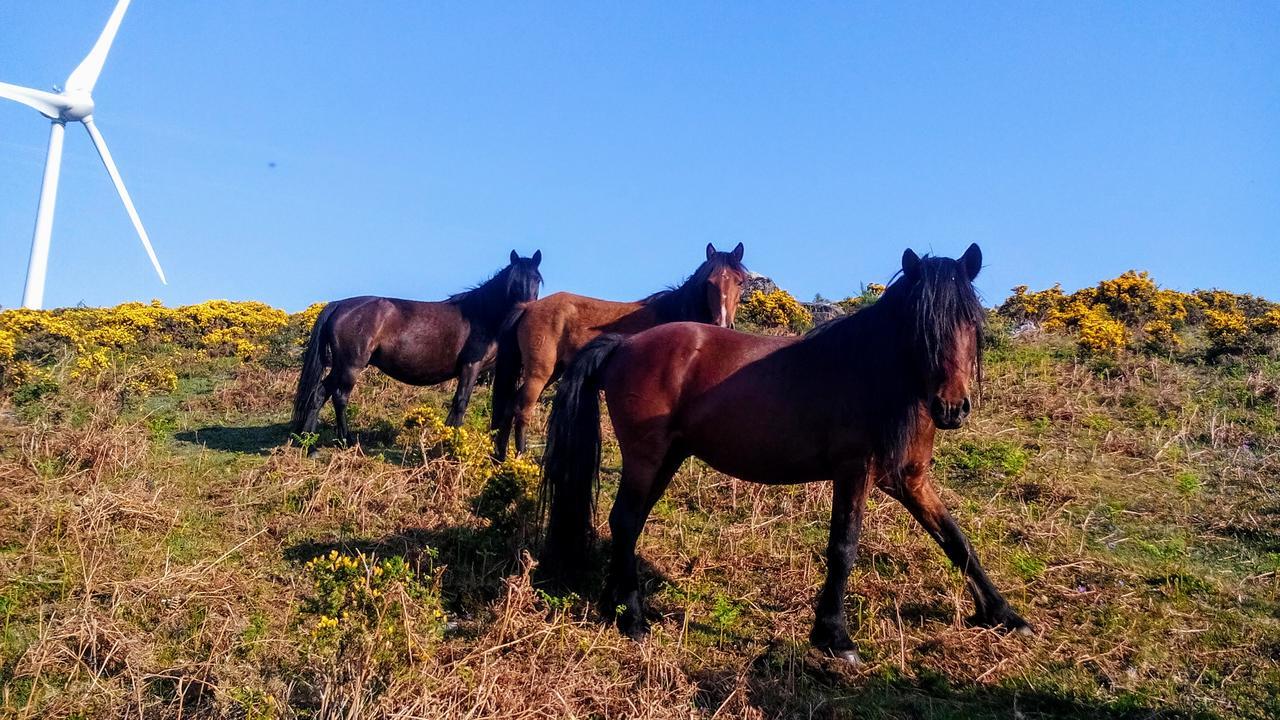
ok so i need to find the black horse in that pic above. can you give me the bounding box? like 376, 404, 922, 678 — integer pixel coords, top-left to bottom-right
291, 250, 543, 446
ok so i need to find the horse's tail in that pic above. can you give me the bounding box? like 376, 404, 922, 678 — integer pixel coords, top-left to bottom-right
290, 301, 339, 434
540, 333, 625, 580
489, 305, 527, 457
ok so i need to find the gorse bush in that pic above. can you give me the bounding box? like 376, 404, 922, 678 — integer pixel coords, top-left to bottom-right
299, 548, 447, 702
0, 300, 295, 362
739, 290, 813, 332
999, 271, 1280, 360
401, 404, 540, 497
835, 283, 886, 314
0, 300, 315, 398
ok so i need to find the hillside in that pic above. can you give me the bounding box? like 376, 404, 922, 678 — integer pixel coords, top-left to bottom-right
1, 274, 1278, 719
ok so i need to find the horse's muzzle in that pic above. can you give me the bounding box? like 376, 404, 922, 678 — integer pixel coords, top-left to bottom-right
930, 396, 971, 430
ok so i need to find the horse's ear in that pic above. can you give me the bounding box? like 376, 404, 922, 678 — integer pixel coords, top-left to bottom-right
902, 248, 921, 275
706, 243, 717, 260
960, 243, 982, 281
532, 249, 542, 267
731, 242, 744, 262
510, 249, 519, 264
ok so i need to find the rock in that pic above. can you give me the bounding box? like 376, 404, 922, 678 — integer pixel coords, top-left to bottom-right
802, 301, 846, 324
739, 272, 778, 301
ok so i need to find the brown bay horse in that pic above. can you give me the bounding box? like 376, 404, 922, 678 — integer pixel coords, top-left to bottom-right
291, 250, 543, 447
490, 242, 748, 459
539, 244, 1031, 664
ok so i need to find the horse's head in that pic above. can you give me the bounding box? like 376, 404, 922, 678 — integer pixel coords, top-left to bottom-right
700, 242, 748, 328
506, 249, 543, 303
894, 243, 984, 430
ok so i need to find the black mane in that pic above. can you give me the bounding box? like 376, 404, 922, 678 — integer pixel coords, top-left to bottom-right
447, 261, 543, 330
641, 252, 748, 323
807, 254, 984, 474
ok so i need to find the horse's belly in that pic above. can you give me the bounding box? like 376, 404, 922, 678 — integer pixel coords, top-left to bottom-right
371, 348, 465, 386
373, 361, 455, 387
686, 426, 829, 485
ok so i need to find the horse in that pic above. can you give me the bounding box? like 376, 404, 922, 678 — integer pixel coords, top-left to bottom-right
490, 242, 748, 460
290, 250, 543, 447
539, 244, 1031, 664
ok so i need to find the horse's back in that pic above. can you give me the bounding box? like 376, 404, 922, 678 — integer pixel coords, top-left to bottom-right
606, 323, 828, 483
520, 291, 648, 363
328, 296, 469, 385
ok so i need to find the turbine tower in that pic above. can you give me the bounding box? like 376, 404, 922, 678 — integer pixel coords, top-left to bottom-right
0, 0, 165, 310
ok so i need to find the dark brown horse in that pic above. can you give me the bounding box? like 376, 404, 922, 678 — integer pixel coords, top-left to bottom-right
291, 250, 543, 446
539, 244, 1030, 664
490, 243, 748, 459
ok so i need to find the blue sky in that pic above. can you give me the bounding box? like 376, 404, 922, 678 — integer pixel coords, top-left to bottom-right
1, 1, 1277, 311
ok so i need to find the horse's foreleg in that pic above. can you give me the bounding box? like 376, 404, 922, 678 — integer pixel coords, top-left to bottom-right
446, 362, 482, 427
607, 449, 685, 639
810, 472, 871, 664
889, 471, 1031, 634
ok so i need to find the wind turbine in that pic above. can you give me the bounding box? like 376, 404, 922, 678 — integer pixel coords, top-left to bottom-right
0, 0, 165, 310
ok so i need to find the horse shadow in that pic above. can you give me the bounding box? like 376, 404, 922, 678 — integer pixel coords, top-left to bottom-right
689, 644, 1204, 719
174, 420, 411, 461
283, 521, 674, 629
174, 423, 292, 455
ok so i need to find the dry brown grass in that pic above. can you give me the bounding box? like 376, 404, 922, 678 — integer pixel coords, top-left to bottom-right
1, 334, 1278, 719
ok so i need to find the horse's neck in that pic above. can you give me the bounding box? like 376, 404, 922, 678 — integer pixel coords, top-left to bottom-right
592, 300, 661, 335
456, 288, 508, 330
800, 308, 917, 400
646, 286, 703, 323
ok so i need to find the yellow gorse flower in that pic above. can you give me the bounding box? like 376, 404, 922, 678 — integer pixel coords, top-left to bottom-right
1000, 272, 1280, 358
740, 289, 812, 330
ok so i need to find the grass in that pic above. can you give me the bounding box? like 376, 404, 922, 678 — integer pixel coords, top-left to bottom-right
0, 330, 1278, 719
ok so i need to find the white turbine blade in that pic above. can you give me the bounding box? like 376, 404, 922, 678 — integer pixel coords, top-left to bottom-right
82, 117, 167, 284
65, 0, 133, 94
0, 81, 67, 120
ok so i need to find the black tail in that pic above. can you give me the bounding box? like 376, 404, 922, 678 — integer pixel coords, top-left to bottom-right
489, 306, 527, 459
539, 333, 626, 580
290, 302, 339, 434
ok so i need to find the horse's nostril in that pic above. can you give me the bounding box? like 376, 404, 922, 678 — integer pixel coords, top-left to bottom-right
961, 397, 971, 415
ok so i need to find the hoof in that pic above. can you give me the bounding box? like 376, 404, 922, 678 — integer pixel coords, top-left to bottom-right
827, 648, 863, 666
617, 614, 650, 640
1010, 621, 1034, 636
971, 608, 1033, 635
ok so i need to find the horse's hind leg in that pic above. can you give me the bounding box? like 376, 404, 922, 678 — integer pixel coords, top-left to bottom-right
810, 471, 872, 664
885, 467, 1031, 634
607, 447, 686, 638
300, 381, 333, 455
513, 361, 554, 455
325, 366, 360, 447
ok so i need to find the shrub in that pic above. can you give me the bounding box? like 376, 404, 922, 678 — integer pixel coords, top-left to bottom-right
739, 290, 813, 332
1000, 272, 1279, 361
999, 284, 1067, 324
835, 283, 886, 314
1142, 319, 1181, 352
1253, 307, 1280, 335
300, 549, 447, 666
1205, 309, 1250, 354
1094, 271, 1158, 324
290, 302, 329, 347
1076, 305, 1128, 357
